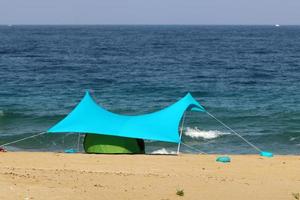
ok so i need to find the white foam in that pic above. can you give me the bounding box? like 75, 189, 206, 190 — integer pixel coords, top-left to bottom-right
290, 137, 300, 141
290, 137, 296, 141
0, 110, 4, 117
151, 148, 176, 154
184, 127, 229, 139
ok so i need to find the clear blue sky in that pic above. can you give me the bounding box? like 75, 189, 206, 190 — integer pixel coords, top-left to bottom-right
1, 0, 299, 25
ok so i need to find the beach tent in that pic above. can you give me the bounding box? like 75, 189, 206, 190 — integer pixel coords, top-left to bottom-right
83, 134, 145, 154
47, 91, 205, 154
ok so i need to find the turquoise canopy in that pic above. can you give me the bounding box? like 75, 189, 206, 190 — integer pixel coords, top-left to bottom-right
48, 91, 205, 143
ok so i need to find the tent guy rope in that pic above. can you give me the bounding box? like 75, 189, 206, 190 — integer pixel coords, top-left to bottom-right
206, 111, 262, 152
181, 142, 207, 154
0, 131, 47, 147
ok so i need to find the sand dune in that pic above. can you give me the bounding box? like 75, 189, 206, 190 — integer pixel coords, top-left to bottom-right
0, 152, 299, 200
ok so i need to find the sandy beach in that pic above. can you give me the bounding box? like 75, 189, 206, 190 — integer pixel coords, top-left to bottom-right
0, 153, 299, 200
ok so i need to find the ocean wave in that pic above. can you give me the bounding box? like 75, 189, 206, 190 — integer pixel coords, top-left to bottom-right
151, 148, 176, 154
184, 127, 230, 139
289, 136, 300, 141
0, 109, 65, 121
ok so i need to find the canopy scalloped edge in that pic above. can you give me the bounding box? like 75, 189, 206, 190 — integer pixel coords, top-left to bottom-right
48, 91, 205, 143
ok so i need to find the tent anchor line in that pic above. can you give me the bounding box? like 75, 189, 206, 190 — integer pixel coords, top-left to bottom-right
0, 131, 47, 148
205, 111, 262, 153
181, 142, 207, 154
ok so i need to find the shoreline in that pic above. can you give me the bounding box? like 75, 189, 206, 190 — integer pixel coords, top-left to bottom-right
1, 152, 300, 199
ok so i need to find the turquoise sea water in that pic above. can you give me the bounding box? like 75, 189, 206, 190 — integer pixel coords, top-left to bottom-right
0, 25, 299, 154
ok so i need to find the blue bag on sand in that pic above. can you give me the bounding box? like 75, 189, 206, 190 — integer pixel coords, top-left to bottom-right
260, 151, 273, 157
216, 156, 231, 163
64, 149, 77, 153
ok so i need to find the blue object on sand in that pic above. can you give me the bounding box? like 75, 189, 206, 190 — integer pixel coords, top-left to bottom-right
64, 149, 77, 153
216, 156, 231, 163
260, 151, 273, 157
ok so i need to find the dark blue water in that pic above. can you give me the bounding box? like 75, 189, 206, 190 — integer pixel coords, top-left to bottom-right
0, 25, 299, 154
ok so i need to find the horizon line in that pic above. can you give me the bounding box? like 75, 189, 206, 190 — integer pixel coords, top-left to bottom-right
1, 23, 300, 26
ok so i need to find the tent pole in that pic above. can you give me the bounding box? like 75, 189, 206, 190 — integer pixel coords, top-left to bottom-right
77, 133, 81, 152
177, 112, 186, 155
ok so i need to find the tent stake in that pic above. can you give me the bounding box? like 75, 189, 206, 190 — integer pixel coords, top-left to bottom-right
177, 112, 186, 155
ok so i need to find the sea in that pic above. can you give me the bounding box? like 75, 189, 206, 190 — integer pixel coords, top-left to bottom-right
0, 25, 299, 154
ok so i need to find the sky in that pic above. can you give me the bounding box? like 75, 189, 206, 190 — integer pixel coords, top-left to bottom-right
0, 0, 299, 25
